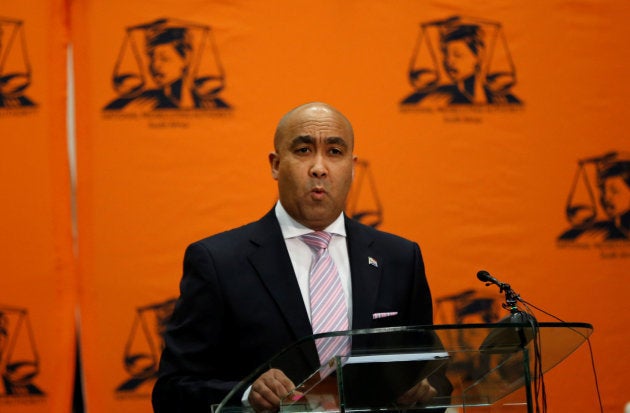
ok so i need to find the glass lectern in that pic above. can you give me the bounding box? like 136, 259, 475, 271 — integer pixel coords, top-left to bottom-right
213, 322, 592, 413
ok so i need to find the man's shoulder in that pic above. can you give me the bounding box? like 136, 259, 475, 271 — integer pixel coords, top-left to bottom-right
193, 221, 256, 245
346, 217, 417, 247
189, 209, 278, 251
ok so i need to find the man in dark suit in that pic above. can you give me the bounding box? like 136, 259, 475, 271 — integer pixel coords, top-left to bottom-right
152, 102, 448, 413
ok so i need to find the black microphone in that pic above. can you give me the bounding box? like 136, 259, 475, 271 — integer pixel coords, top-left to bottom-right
477, 270, 503, 286
476, 270, 518, 305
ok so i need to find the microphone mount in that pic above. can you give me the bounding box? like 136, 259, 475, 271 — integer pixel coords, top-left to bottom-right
477, 270, 522, 315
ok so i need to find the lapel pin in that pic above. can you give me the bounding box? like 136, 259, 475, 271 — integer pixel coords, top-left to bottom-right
368, 257, 378, 268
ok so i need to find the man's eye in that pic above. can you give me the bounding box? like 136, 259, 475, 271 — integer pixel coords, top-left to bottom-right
295, 147, 311, 154
329, 148, 343, 155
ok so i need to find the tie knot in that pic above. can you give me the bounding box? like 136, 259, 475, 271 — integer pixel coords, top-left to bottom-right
300, 231, 332, 251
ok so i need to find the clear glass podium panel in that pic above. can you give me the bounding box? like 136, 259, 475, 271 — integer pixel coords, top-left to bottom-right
213, 322, 592, 413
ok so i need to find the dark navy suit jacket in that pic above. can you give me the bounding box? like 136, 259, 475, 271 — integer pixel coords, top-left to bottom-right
152, 209, 443, 412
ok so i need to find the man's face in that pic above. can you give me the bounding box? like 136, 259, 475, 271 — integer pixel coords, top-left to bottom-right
443, 40, 478, 82
602, 176, 630, 219
149, 43, 187, 87
270, 105, 356, 230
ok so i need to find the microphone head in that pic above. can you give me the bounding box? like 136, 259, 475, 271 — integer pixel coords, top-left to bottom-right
477, 270, 492, 282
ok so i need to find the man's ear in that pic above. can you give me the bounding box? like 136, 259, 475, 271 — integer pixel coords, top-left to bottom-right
352, 155, 358, 179
269, 152, 280, 180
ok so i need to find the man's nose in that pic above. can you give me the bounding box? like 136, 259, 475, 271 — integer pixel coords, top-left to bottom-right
310, 154, 328, 178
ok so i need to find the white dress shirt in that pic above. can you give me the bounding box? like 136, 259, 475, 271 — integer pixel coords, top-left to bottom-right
274, 201, 353, 325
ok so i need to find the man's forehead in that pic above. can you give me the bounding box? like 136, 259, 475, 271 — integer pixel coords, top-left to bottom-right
286, 110, 351, 135
274, 102, 354, 149
286, 118, 350, 135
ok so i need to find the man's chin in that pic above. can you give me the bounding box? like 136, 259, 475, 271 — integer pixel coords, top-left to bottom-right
301, 208, 341, 230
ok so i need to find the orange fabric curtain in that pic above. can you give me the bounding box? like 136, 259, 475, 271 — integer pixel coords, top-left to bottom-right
0, 0, 76, 412
69, 1, 629, 413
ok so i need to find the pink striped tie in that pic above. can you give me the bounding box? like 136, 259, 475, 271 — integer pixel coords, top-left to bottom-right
300, 231, 350, 366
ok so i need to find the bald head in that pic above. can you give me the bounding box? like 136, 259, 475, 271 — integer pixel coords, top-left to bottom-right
274, 102, 354, 152
269, 102, 357, 230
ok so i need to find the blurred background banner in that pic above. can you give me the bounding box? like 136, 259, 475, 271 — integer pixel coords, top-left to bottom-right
67, 0, 628, 412
0, 0, 76, 412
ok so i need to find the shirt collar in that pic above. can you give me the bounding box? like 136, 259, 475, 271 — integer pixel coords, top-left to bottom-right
275, 201, 346, 240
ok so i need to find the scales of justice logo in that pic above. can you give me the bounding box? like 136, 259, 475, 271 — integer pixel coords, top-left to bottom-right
0, 17, 36, 108
400, 16, 522, 108
104, 18, 230, 112
345, 160, 383, 228
434, 289, 502, 381
0, 305, 44, 398
558, 151, 630, 242
116, 299, 176, 394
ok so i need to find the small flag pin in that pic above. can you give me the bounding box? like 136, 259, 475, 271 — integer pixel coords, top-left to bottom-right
368, 257, 378, 268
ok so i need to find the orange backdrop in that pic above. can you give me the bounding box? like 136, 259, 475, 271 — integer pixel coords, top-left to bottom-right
0, 0, 76, 412
70, 1, 629, 413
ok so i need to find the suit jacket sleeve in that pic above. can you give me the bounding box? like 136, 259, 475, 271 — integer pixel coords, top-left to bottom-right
152, 213, 318, 413
152, 241, 240, 413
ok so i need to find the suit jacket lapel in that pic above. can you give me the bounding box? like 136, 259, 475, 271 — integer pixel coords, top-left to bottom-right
346, 217, 382, 330
247, 210, 319, 367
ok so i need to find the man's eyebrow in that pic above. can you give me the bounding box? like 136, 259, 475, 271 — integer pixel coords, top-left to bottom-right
325, 137, 349, 148
290, 135, 315, 147
289, 135, 349, 148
